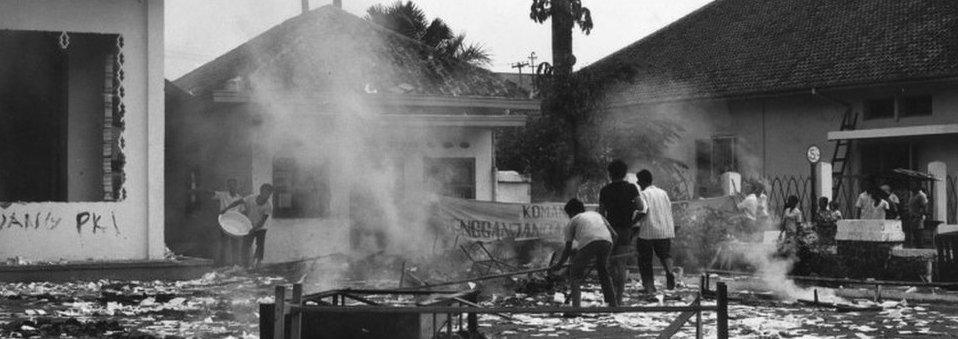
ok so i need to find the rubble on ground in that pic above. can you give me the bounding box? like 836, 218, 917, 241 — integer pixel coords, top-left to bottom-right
0, 268, 285, 338
3, 255, 958, 338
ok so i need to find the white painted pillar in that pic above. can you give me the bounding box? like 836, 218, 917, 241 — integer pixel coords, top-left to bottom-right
146, 0, 166, 260
815, 162, 833, 202
720, 172, 742, 196
929, 161, 948, 222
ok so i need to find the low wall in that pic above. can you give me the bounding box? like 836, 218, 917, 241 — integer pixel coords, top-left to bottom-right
835, 219, 905, 242
262, 218, 350, 264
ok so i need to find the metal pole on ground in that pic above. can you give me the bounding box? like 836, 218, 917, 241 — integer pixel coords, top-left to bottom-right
274, 285, 286, 339
695, 293, 703, 339
290, 284, 302, 339
466, 294, 479, 333
717, 282, 729, 339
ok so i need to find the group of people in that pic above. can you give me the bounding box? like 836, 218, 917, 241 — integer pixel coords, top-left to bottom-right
735, 178, 930, 249
855, 182, 929, 246
196, 179, 274, 268
549, 160, 676, 307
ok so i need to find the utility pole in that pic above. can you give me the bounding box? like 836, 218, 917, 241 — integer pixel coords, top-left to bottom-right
550, 0, 574, 78
510, 61, 530, 89
510, 61, 529, 74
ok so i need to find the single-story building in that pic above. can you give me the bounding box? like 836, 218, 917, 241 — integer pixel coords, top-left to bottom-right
0, 0, 165, 262
166, 5, 538, 263
577, 0, 958, 220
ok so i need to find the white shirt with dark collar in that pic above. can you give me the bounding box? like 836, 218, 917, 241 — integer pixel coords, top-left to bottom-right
637, 185, 675, 239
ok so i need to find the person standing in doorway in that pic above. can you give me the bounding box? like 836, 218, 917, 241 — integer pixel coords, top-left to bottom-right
860, 189, 890, 220
222, 183, 274, 268
195, 178, 245, 266
855, 178, 882, 219
634, 169, 676, 292
907, 185, 929, 247
598, 160, 642, 304
881, 183, 900, 220
550, 199, 618, 307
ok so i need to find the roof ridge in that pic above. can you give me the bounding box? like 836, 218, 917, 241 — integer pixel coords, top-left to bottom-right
574, 0, 958, 104
577, 0, 726, 74
173, 5, 343, 90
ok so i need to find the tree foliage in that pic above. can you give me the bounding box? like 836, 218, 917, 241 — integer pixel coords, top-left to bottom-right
498, 70, 686, 201
365, 1, 491, 67
529, 0, 594, 34
491, 1, 685, 201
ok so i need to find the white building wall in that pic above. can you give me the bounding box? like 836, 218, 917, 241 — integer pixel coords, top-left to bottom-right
249, 123, 496, 264
0, 0, 164, 261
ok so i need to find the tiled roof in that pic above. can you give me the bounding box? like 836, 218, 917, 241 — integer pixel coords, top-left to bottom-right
578, 0, 958, 104
173, 5, 527, 100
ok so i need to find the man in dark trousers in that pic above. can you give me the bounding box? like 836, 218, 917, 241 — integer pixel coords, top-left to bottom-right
635, 169, 676, 292
598, 160, 643, 304
550, 199, 618, 307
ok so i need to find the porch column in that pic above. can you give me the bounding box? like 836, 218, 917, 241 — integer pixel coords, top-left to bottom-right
815, 162, 833, 202
929, 161, 948, 222
720, 171, 741, 196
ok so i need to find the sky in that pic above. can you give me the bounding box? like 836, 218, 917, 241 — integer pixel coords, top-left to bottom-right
165, 0, 712, 79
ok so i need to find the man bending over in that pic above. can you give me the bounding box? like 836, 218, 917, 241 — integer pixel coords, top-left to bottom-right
550, 199, 618, 307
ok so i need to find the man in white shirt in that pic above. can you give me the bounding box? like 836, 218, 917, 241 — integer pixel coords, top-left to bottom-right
737, 184, 769, 239
634, 170, 676, 292
196, 178, 245, 266
223, 183, 273, 268
550, 199, 618, 307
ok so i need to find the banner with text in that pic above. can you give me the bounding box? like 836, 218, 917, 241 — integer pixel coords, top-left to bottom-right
433, 196, 738, 243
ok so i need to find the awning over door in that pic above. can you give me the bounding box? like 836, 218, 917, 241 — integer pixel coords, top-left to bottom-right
828, 124, 958, 140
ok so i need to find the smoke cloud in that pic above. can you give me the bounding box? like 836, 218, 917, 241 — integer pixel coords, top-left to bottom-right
235, 13, 462, 290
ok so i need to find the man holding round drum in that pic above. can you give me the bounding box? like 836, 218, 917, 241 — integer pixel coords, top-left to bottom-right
222, 183, 274, 268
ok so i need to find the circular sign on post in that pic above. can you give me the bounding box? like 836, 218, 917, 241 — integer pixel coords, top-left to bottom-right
806, 145, 822, 164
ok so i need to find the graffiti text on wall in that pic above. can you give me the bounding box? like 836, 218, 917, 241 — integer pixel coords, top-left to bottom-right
0, 211, 120, 235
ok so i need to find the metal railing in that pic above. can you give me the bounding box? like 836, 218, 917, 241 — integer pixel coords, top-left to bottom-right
767, 175, 811, 219
948, 175, 956, 224
265, 282, 730, 339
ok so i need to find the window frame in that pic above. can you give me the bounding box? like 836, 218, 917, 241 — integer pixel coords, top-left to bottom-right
423, 157, 477, 199
272, 157, 331, 219
898, 95, 933, 118
694, 136, 738, 197
863, 95, 933, 121
863, 97, 896, 121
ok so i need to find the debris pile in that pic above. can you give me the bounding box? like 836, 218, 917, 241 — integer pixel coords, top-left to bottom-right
0, 269, 286, 338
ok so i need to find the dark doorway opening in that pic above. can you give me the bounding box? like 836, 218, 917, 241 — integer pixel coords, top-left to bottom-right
0, 30, 68, 201
0, 29, 126, 202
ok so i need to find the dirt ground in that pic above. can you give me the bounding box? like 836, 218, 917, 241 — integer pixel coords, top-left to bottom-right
1, 268, 957, 338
